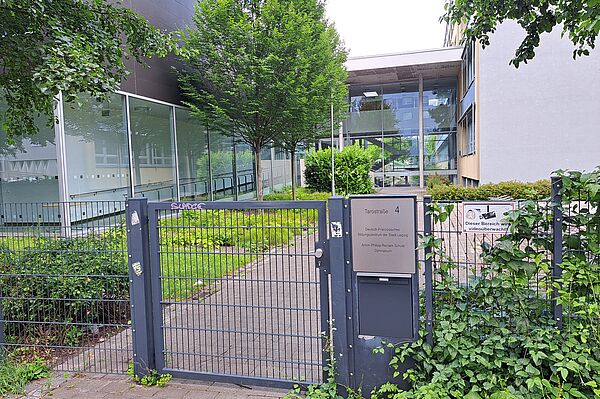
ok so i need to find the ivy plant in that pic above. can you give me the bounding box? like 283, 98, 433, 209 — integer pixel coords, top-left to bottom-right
372, 167, 600, 399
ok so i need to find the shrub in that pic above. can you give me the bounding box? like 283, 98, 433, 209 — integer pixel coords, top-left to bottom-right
426, 174, 451, 189
428, 180, 551, 201
304, 147, 333, 193
304, 144, 375, 196
0, 229, 129, 347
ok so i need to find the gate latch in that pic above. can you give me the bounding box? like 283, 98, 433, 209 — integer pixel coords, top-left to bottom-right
314, 248, 323, 259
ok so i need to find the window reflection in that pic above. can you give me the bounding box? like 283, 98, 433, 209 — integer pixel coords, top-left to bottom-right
129, 97, 176, 201
0, 99, 59, 208
176, 108, 209, 200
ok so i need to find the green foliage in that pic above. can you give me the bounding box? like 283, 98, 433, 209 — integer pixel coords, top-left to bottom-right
427, 180, 551, 201
0, 355, 49, 396
159, 208, 319, 299
425, 174, 451, 189
284, 336, 362, 399
196, 149, 255, 179
264, 187, 331, 201
178, 0, 347, 199
127, 363, 172, 387
0, 228, 129, 347
373, 168, 600, 398
0, 0, 173, 140
304, 144, 375, 196
444, 0, 599, 67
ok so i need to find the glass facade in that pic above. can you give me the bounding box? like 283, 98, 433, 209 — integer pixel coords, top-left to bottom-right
175, 108, 209, 200
63, 94, 129, 202
129, 97, 177, 201
0, 101, 59, 211
0, 92, 296, 226
345, 78, 458, 186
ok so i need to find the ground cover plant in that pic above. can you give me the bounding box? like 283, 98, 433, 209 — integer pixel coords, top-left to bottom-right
372, 168, 600, 398
0, 355, 49, 396
0, 227, 129, 353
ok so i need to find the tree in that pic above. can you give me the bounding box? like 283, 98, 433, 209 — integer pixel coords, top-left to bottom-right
444, 0, 599, 67
177, 0, 348, 200
0, 0, 173, 142
272, 2, 347, 200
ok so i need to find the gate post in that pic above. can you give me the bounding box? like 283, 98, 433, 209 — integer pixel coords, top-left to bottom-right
126, 198, 156, 375
423, 196, 434, 346
551, 176, 563, 329
328, 196, 352, 387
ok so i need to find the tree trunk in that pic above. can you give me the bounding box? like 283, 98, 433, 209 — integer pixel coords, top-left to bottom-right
290, 149, 297, 200
255, 146, 263, 200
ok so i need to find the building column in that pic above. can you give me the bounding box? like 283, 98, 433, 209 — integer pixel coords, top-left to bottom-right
124, 94, 136, 198
418, 75, 425, 188
53, 92, 72, 235
170, 106, 181, 201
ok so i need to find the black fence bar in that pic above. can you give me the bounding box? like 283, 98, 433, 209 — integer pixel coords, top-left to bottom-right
423, 196, 434, 346
126, 198, 156, 375
551, 176, 564, 329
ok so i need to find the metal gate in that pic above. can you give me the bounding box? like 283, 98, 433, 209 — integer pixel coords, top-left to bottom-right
126, 198, 329, 388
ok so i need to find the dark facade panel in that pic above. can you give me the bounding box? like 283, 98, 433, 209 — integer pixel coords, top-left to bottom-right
121, 0, 196, 104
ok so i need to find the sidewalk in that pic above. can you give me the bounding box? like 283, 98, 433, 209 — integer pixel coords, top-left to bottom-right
22, 373, 289, 399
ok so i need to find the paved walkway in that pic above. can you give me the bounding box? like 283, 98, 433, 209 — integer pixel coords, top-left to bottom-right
22, 373, 288, 398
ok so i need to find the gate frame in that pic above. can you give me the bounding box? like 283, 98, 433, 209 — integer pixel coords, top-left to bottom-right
127, 198, 330, 388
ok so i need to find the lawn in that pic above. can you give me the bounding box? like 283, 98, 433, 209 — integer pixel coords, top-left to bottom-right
157, 205, 321, 300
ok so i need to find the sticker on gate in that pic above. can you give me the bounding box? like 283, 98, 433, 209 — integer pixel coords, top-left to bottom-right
330, 221, 343, 238
462, 202, 515, 233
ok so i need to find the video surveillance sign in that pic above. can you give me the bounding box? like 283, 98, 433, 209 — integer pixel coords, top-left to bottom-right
462, 202, 515, 233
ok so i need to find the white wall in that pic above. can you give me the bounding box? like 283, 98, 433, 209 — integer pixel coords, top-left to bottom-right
478, 22, 600, 183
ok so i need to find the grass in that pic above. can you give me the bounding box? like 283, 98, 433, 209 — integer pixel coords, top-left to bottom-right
158, 207, 319, 300
0, 355, 49, 396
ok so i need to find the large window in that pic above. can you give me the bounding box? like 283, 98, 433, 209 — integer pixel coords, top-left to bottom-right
175, 108, 209, 200
346, 79, 458, 186
462, 40, 475, 93
209, 123, 235, 200
0, 99, 59, 207
462, 108, 475, 156
129, 97, 177, 201
64, 94, 129, 201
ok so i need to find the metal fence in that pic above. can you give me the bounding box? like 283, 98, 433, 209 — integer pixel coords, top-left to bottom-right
126, 199, 329, 388
0, 201, 131, 374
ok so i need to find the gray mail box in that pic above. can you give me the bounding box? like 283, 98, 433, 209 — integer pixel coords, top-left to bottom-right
357, 275, 414, 339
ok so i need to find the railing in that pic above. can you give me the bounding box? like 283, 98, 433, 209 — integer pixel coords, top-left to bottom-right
0, 201, 131, 374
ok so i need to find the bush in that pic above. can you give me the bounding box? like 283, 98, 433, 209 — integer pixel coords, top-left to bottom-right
426, 174, 451, 189
304, 144, 375, 196
0, 229, 129, 347
428, 180, 551, 201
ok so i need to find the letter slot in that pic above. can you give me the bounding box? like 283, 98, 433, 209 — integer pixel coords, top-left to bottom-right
357, 275, 414, 340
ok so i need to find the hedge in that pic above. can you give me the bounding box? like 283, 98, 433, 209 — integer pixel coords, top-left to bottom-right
304, 144, 375, 196
427, 180, 551, 201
